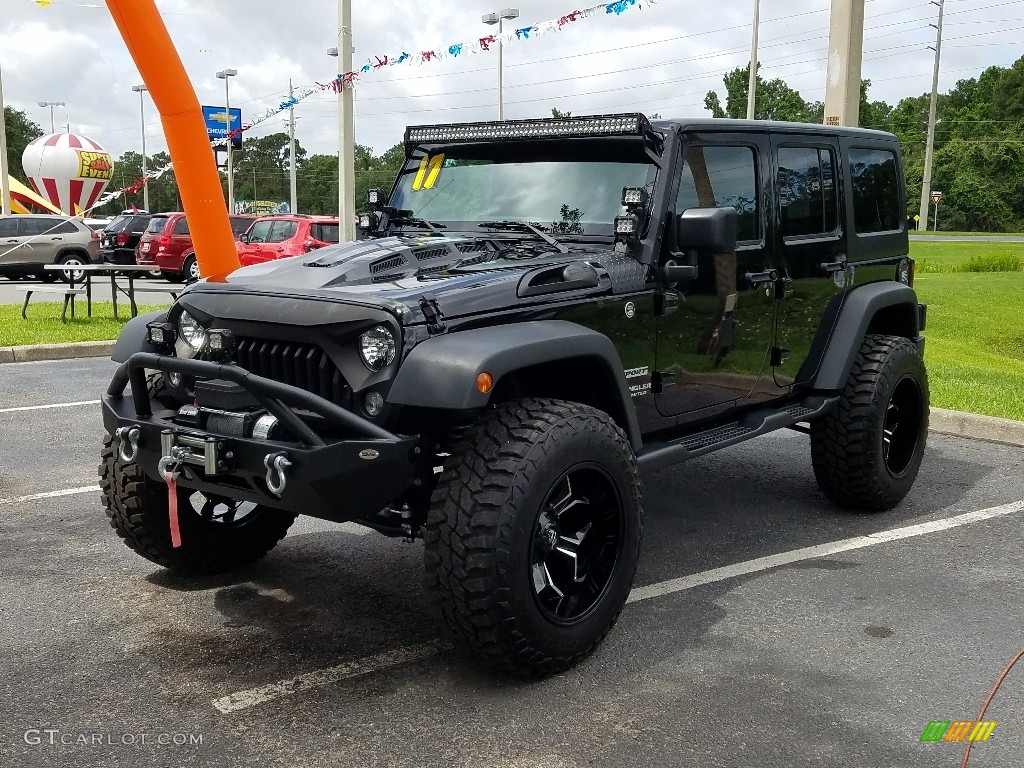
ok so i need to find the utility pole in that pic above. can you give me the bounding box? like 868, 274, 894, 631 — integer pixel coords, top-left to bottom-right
337, 0, 355, 241
132, 84, 149, 211
917, 0, 945, 231
746, 0, 760, 120
0, 57, 11, 215
823, 0, 865, 127
287, 79, 297, 214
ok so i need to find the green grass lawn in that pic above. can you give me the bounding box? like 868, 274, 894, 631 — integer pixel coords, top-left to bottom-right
914, 271, 1024, 421
910, 240, 1024, 273
0, 302, 163, 347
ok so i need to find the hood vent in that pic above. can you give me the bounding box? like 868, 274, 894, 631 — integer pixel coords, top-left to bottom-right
369, 254, 407, 274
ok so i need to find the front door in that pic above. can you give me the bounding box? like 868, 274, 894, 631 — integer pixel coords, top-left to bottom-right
655, 138, 776, 419
20, 217, 65, 265
0, 217, 26, 266
769, 137, 847, 389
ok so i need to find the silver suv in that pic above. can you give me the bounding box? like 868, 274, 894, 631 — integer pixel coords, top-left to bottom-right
0, 214, 101, 283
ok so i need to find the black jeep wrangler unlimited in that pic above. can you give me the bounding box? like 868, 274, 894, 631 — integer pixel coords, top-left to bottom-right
100, 114, 928, 676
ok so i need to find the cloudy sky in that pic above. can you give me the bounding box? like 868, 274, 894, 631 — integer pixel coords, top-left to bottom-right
1, 0, 1020, 169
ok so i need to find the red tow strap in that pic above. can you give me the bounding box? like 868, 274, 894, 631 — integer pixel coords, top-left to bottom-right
165, 472, 182, 548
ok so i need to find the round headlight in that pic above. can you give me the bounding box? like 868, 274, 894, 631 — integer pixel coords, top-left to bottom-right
178, 310, 207, 350
359, 325, 396, 371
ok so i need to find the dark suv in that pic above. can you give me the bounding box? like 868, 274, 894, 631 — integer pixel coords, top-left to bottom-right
100, 213, 152, 265
100, 114, 928, 678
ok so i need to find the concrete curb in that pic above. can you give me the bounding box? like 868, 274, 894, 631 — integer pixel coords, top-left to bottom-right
0, 340, 114, 363
930, 407, 1024, 448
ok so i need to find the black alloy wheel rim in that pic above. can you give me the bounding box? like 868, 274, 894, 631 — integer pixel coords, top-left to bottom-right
530, 464, 624, 625
882, 376, 923, 477
189, 492, 258, 528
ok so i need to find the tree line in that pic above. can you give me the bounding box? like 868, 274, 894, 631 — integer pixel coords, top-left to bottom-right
4, 53, 1023, 230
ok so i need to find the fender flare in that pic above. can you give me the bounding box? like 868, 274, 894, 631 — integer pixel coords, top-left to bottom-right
811, 282, 922, 391
387, 320, 642, 447
111, 309, 168, 362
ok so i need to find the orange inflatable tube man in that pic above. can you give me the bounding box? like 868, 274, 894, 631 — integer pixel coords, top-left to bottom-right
105, 0, 240, 277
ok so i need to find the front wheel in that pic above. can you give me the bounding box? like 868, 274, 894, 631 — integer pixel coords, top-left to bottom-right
424, 398, 643, 677
99, 433, 297, 574
182, 254, 200, 283
811, 334, 929, 511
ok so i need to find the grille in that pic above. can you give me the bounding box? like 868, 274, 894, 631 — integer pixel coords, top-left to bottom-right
231, 337, 350, 406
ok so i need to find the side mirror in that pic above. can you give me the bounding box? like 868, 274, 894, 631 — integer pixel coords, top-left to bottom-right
677, 206, 737, 253
239, 233, 249, 244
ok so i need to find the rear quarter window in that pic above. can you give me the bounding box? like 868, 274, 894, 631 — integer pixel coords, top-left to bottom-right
173, 217, 190, 235
849, 148, 902, 234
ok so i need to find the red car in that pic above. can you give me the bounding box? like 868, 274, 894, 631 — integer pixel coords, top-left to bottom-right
237, 214, 340, 266
136, 212, 254, 281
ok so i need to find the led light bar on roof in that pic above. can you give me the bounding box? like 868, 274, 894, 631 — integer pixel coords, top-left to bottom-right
405, 113, 651, 144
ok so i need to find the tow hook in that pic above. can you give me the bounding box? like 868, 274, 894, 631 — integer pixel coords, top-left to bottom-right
116, 426, 141, 463
264, 452, 292, 498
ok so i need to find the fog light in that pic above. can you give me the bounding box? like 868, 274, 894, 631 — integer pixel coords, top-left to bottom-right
206, 328, 236, 354
367, 188, 385, 207
363, 390, 385, 417
169, 372, 182, 387
146, 322, 175, 348
358, 212, 378, 231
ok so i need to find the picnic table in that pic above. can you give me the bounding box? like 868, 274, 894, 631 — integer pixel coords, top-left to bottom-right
27, 264, 181, 322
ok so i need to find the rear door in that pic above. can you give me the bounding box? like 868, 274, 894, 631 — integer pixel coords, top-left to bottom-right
21, 217, 65, 264
769, 134, 847, 389
170, 216, 191, 264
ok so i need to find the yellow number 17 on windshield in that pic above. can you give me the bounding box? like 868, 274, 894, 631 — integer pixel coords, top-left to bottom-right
412, 154, 445, 191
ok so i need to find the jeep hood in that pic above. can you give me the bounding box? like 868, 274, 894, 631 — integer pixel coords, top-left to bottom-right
197, 234, 622, 324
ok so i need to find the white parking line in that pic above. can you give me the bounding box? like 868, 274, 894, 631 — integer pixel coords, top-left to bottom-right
626, 499, 1024, 603
0, 400, 100, 414
212, 499, 1024, 714
211, 640, 446, 714
0, 485, 100, 506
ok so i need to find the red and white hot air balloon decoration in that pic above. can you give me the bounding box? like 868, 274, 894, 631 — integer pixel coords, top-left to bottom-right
22, 133, 115, 216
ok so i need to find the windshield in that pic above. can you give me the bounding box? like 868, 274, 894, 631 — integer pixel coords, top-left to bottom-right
389, 144, 656, 237
105, 215, 131, 233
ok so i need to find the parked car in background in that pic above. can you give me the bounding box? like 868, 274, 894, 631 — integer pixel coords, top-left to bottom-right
100, 213, 152, 265
136, 212, 253, 281
237, 214, 340, 266
84, 217, 113, 232
0, 214, 100, 283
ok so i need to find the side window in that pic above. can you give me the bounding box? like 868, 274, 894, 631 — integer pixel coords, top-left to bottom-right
850, 148, 901, 233
777, 147, 837, 238
20, 218, 60, 236
0, 218, 18, 237
173, 217, 190, 235
269, 221, 298, 243
312, 223, 340, 243
246, 220, 274, 242
676, 145, 759, 242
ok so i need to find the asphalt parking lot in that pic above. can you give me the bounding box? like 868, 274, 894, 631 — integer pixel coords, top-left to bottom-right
2, 358, 1022, 767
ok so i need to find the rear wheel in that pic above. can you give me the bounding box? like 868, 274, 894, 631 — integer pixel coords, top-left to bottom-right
56, 252, 88, 284
424, 398, 643, 676
811, 334, 928, 511
99, 433, 296, 574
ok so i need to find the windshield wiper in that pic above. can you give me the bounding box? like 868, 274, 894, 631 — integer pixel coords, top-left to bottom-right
387, 213, 448, 235
477, 220, 569, 254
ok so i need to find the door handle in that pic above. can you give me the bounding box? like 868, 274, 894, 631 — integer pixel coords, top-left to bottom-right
5, 239, 18, 244
745, 269, 778, 287
820, 256, 848, 274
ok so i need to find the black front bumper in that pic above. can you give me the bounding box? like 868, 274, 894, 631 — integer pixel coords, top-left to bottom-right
103, 353, 418, 522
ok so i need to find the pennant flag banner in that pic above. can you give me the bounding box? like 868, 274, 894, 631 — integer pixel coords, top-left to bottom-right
88, 0, 654, 212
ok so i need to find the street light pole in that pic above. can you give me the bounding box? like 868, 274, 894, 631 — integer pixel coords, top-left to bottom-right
482, 8, 519, 120
746, 0, 760, 119
132, 84, 149, 211
216, 69, 237, 214
0, 57, 11, 215
287, 79, 297, 214
917, 0, 945, 232
38, 101, 65, 133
